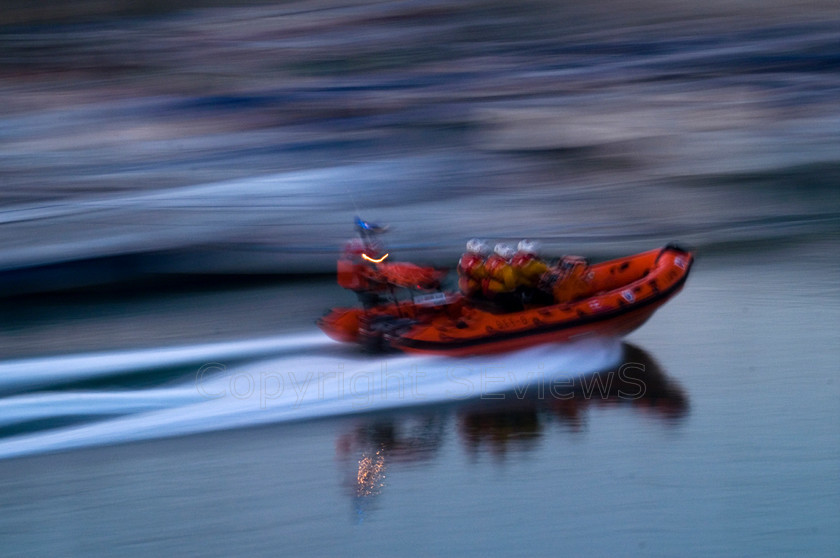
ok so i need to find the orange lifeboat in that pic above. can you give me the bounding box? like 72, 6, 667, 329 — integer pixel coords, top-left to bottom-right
318, 244, 693, 356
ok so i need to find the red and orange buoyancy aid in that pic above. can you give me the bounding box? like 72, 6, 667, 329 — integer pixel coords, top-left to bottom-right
511, 252, 549, 289
458, 252, 486, 296
483, 254, 516, 295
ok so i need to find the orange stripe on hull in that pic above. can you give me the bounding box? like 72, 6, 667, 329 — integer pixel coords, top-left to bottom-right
394, 292, 676, 357
317, 245, 693, 356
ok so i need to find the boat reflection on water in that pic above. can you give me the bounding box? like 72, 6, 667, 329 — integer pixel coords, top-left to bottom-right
336, 413, 448, 520
458, 343, 687, 458
336, 343, 687, 518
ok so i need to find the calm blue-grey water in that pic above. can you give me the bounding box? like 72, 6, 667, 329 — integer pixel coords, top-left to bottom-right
0, 239, 837, 557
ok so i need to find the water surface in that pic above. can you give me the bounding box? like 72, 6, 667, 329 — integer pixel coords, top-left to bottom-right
0, 240, 837, 557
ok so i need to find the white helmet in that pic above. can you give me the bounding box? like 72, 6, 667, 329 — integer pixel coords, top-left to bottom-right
494, 243, 515, 259
466, 238, 490, 255
517, 239, 540, 256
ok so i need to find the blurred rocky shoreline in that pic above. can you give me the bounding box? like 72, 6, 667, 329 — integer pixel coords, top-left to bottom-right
1, 1, 838, 294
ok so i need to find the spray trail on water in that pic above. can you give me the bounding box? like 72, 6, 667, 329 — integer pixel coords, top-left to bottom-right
0, 332, 622, 460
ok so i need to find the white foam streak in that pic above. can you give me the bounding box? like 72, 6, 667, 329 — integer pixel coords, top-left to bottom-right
0, 389, 197, 427
0, 333, 331, 392
0, 337, 622, 460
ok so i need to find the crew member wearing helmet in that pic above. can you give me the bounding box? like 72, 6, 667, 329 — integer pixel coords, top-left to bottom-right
458, 238, 489, 298
512, 239, 552, 305
483, 243, 519, 310
512, 239, 549, 289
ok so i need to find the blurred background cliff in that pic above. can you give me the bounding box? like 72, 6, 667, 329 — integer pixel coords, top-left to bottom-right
1, 0, 839, 295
